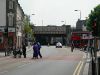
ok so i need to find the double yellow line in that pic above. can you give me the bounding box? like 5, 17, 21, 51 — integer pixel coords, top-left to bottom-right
73, 61, 84, 75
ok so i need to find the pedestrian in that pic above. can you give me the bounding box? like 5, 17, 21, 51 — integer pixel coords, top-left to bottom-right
37, 42, 42, 58
71, 40, 74, 52
84, 44, 87, 52
32, 42, 39, 59
22, 44, 26, 58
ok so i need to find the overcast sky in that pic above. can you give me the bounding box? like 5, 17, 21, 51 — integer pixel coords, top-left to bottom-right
18, 0, 100, 27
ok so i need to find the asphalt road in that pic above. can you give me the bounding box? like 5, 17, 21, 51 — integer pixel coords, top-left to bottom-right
0, 46, 84, 75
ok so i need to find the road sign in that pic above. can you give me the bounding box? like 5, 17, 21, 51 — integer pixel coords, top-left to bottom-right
8, 28, 15, 32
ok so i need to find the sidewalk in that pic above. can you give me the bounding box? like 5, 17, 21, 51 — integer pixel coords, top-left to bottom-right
83, 52, 90, 75
97, 51, 100, 75
83, 51, 100, 75
83, 62, 89, 75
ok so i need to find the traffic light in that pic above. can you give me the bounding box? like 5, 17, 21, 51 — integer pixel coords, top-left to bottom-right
4, 28, 8, 37
92, 19, 98, 36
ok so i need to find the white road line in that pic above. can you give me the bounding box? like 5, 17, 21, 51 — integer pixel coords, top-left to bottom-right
0, 71, 8, 74
18, 62, 31, 68
18, 64, 27, 68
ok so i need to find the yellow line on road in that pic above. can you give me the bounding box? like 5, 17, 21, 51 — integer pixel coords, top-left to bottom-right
73, 61, 84, 75
73, 61, 82, 75
77, 61, 84, 75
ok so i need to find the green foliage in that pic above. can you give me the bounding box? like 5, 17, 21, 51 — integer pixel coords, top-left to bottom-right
86, 4, 100, 36
23, 14, 35, 42
23, 15, 32, 33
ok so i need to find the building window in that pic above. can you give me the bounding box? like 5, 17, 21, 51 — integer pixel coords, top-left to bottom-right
9, 0, 13, 9
8, 13, 14, 26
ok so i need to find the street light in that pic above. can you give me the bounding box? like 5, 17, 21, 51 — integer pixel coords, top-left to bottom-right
74, 10, 81, 20
29, 14, 35, 20
61, 20, 66, 25
32, 14, 35, 15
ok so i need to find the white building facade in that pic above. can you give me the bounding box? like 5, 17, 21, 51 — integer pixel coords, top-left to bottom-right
16, 3, 24, 49
0, 0, 24, 51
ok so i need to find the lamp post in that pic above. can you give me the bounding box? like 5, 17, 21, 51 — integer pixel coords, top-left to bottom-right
32, 14, 35, 16
28, 14, 35, 45
4, 27, 8, 56
74, 10, 81, 20
29, 14, 35, 23
61, 20, 67, 46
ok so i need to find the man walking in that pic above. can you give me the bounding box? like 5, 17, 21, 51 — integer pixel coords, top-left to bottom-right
22, 44, 26, 58
37, 42, 42, 58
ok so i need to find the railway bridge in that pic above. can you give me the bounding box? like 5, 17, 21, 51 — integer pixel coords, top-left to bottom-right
33, 25, 71, 45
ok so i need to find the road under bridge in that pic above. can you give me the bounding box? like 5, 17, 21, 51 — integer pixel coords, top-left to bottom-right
33, 25, 71, 45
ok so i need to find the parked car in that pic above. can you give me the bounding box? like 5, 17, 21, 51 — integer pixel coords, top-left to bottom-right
56, 42, 62, 48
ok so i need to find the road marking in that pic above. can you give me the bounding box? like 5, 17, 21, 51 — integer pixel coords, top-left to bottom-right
0, 71, 8, 74
77, 61, 84, 75
18, 61, 32, 68
18, 64, 26, 68
73, 61, 84, 75
73, 61, 82, 75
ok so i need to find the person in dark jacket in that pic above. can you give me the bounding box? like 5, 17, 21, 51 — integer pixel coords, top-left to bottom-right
22, 44, 26, 58
37, 42, 42, 58
32, 42, 39, 59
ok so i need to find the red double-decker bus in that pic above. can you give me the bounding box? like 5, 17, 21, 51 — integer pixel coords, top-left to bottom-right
71, 31, 91, 50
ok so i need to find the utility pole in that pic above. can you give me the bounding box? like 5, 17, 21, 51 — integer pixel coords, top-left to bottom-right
92, 19, 98, 75
4, 27, 8, 56
94, 37, 98, 75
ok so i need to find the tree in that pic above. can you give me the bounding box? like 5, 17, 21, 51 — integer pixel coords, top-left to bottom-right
86, 4, 100, 36
23, 15, 31, 34
23, 15, 35, 43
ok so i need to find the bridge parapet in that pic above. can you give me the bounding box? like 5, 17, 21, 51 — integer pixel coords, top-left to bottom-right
33, 26, 67, 34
